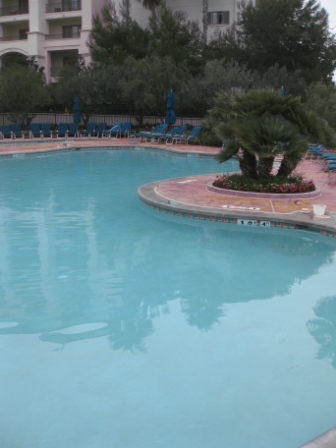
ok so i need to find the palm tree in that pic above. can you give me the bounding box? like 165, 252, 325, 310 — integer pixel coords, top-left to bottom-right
136, 0, 162, 9
124, 0, 160, 22
210, 90, 334, 179
202, 0, 208, 46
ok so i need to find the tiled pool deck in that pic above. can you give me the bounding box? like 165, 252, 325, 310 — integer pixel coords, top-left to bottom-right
1, 136, 335, 446
1, 136, 335, 238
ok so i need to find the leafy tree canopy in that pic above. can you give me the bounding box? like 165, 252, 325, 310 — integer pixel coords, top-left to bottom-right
211, 0, 336, 84
48, 58, 100, 124
305, 82, 336, 130
147, 3, 203, 74
118, 55, 194, 121
0, 62, 49, 126
88, 2, 149, 65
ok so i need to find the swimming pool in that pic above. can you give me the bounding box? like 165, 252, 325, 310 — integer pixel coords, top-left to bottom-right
0, 149, 335, 448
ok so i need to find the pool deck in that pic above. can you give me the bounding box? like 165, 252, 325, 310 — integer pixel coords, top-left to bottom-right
1, 136, 335, 237
1, 137, 336, 446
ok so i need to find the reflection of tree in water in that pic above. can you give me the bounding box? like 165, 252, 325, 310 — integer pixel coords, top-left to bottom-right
307, 296, 336, 368
181, 296, 224, 331
1, 151, 336, 352
107, 304, 154, 352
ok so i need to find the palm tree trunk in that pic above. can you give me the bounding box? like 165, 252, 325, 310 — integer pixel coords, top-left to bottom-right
239, 150, 258, 178
125, 0, 130, 22
277, 153, 302, 178
258, 156, 274, 178
202, 0, 208, 46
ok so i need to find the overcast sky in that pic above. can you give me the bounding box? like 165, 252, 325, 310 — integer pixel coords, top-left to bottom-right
320, 0, 336, 30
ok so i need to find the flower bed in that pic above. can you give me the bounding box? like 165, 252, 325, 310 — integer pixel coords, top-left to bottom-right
213, 174, 316, 194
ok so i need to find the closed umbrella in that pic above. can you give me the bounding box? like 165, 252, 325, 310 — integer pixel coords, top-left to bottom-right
73, 96, 81, 124
165, 89, 176, 126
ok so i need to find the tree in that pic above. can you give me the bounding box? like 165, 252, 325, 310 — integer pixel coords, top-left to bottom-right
48, 59, 99, 125
218, 0, 336, 84
0, 62, 49, 126
118, 55, 193, 123
305, 82, 336, 130
88, 2, 149, 65
147, 2, 203, 75
210, 90, 334, 179
136, 0, 162, 9
202, 0, 208, 46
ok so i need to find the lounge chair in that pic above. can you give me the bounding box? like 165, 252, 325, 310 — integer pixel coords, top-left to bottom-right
0, 125, 13, 139
180, 126, 202, 145
165, 125, 187, 145
79, 122, 97, 137
57, 122, 68, 138
120, 122, 132, 138
67, 123, 78, 137
102, 122, 122, 138
94, 122, 107, 137
136, 124, 168, 142
40, 123, 53, 138
10, 123, 23, 139
29, 123, 41, 139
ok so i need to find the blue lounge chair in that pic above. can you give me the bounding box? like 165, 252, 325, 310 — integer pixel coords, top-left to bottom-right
0, 125, 12, 139
326, 161, 336, 183
180, 126, 202, 145
120, 122, 132, 137
29, 123, 41, 138
10, 123, 23, 139
57, 123, 68, 138
94, 122, 107, 137
136, 124, 168, 142
79, 122, 97, 137
67, 123, 78, 137
322, 154, 336, 168
165, 125, 187, 145
103, 122, 122, 138
40, 123, 52, 138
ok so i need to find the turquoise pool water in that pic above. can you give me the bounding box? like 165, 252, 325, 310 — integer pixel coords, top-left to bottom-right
0, 149, 335, 448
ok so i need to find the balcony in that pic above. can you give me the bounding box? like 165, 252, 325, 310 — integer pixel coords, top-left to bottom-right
46, 30, 81, 40
46, 1, 81, 14
0, 33, 27, 41
0, 4, 29, 17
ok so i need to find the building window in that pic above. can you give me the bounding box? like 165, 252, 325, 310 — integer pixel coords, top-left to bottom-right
62, 25, 80, 38
207, 11, 230, 26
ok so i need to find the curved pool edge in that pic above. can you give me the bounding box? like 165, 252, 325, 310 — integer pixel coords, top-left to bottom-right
138, 179, 336, 238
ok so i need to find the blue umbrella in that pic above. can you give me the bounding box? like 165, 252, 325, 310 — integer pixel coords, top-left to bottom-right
165, 90, 176, 126
73, 96, 81, 124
